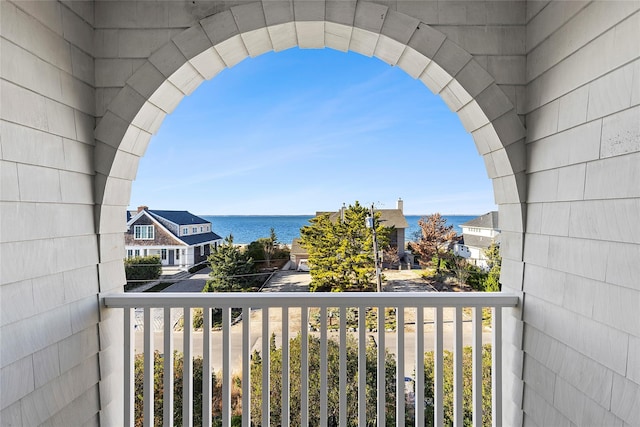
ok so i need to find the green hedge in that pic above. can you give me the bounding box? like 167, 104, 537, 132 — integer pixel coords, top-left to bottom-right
124, 255, 161, 282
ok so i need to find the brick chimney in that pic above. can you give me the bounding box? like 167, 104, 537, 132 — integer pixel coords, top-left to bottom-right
397, 198, 403, 212
137, 205, 149, 212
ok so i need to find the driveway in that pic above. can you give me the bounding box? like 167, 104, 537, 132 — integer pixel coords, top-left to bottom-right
261, 270, 311, 292
162, 267, 211, 292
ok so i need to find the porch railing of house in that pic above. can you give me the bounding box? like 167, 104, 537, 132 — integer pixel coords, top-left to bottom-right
104, 292, 518, 427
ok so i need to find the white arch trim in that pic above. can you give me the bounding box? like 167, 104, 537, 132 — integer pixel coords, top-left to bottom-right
94, 0, 527, 273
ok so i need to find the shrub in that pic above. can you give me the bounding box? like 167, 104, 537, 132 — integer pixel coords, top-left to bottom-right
465, 265, 488, 291
420, 345, 493, 426
125, 255, 161, 282
134, 351, 242, 426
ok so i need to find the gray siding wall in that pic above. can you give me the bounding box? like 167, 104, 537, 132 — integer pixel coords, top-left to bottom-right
522, 3, 640, 425
1, 1, 638, 425
0, 1, 111, 425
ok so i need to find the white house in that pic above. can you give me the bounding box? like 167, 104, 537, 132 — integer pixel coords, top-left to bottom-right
125, 206, 223, 269
454, 211, 500, 270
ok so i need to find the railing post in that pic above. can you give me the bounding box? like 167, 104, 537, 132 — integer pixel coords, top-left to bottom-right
143, 308, 154, 427
453, 307, 463, 426
301, 306, 309, 426
261, 307, 270, 427
320, 306, 328, 426
183, 307, 193, 427
396, 307, 405, 427
124, 308, 134, 427
472, 307, 483, 427
242, 307, 251, 427
434, 307, 443, 427
222, 307, 231, 426
358, 306, 367, 425
203, 307, 212, 427
282, 307, 290, 427
492, 307, 503, 427
339, 306, 347, 427
415, 307, 424, 427
164, 307, 174, 427
377, 306, 386, 427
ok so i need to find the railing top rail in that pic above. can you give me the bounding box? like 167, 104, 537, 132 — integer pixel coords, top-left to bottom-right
103, 292, 519, 309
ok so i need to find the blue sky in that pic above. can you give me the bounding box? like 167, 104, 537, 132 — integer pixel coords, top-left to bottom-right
130, 48, 496, 216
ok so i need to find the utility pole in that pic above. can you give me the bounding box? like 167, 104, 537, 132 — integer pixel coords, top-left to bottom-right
366, 204, 383, 292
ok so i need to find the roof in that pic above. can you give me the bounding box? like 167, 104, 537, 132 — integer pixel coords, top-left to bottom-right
149, 210, 210, 226
321, 209, 409, 229
461, 211, 499, 230
290, 238, 306, 255
179, 231, 223, 246
126, 208, 222, 246
461, 233, 500, 250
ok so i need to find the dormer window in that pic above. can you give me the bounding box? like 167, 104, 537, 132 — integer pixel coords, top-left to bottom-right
183, 228, 188, 235
193, 227, 197, 233
134, 225, 154, 240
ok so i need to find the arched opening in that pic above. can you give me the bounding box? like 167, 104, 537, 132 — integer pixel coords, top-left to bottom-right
92, 4, 527, 423
94, 4, 526, 296
130, 47, 497, 217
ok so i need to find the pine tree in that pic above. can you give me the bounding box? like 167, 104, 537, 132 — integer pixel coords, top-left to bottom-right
300, 201, 389, 292
203, 235, 254, 292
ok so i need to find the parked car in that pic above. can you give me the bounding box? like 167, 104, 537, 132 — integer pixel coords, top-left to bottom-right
297, 259, 310, 271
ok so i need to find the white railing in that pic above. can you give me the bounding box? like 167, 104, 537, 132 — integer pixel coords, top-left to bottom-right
104, 292, 518, 427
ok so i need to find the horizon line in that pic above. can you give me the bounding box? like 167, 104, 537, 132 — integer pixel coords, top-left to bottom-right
197, 213, 484, 217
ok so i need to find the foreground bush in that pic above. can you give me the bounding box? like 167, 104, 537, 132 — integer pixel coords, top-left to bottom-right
134, 339, 492, 426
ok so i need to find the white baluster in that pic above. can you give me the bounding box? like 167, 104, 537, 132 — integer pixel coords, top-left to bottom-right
144, 307, 154, 427
164, 307, 174, 427
472, 307, 483, 427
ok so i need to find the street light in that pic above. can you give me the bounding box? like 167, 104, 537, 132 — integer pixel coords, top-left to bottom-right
366, 204, 383, 292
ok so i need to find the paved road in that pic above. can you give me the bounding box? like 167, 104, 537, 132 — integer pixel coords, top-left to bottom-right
134, 269, 492, 375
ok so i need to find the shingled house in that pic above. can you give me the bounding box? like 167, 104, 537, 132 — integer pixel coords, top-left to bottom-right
125, 206, 223, 268
290, 199, 410, 270
454, 211, 500, 270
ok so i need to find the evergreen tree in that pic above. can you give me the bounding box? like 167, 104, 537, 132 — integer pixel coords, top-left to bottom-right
483, 242, 501, 292
203, 235, 255, 292
300, 201, 390, 292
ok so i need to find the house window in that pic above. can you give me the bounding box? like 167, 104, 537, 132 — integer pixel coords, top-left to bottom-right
193, 227, 197, 233
134, 249, 140, 257
127, 249, 133, 258
200, 245, 204, 256
207, 226, 209, 231
134, 225, 154, 240
175, 249, 180, 260
200, 226, 203, 232
161, 249, 167, 260
183, 228, 188, 235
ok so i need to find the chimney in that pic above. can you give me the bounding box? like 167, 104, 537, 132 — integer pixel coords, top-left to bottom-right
397, 198, 403, 212
137, 205, 149, 213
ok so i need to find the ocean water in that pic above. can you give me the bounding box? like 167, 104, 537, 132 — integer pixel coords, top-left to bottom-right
202, 214, 477, 245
